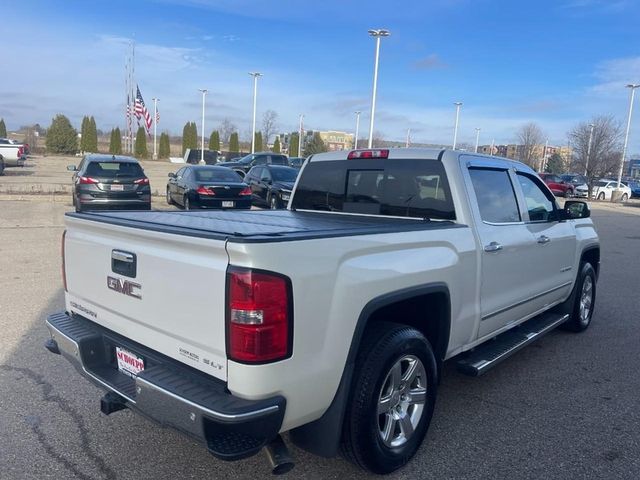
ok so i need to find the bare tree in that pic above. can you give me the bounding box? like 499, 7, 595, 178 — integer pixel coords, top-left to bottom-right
261, 110, 278, 146
516, 122, 545, 169
568, 115, 623, 192
218, 118, 237, 145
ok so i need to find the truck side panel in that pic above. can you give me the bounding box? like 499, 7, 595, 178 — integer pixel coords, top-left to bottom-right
225, 225, 477, 431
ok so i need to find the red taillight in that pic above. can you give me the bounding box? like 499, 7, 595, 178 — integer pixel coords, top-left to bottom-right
239, 186, 252, 196
196, 186, 215, 195
61, 230, 67, 292
227, 266, 291, 363
347, 149, 389, 159
79, 176, 99, 184
134, 177, 149, 185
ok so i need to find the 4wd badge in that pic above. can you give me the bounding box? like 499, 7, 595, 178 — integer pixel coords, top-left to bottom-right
107, 276, 142, 299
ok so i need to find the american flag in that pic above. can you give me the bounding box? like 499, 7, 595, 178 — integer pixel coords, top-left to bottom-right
135, 86, 152, 132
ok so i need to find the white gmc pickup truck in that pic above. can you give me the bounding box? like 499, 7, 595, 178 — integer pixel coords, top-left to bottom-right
46, 148, 600, 475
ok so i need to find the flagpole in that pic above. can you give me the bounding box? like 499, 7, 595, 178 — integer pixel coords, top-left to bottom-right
131, 40, 136, 153
152, 98, 158, 159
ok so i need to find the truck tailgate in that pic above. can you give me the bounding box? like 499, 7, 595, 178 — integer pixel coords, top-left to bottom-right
63, 214, 229, 381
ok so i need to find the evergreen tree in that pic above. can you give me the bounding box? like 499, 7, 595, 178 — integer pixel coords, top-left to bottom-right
209, 130, 220, 152
254, 131, 263, 151
303, 132, 328, 156
272, 136, 281, 153
229, 132, 240, 152
109, 128, 117, 153
86, 116, 98, 152
288, 132, 299, 157
45, 114, 77, 154
183, 122, 199, 154
159, 132, 171, 158
113, 127, 122, 154
0, 118, 7, 137
545, 153, 565, 174
80, 116, 89, 152
191, 122, 199, 151
134, 126, 148, 158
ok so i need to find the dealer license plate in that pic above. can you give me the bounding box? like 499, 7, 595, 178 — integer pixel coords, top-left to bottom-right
111, 184, 124, 191
222, 201, 234, 207
115, 346, 145, 378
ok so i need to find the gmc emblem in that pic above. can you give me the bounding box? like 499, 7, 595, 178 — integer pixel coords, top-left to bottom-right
107, 276, 142, 299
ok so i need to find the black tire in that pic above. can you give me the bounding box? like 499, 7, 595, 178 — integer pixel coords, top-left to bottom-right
74, 195, 82, 213
341, 322, 437, 474
597, 192, 605, 200
621, 193, 628, 202
270, 193, 281, 210
560, 262, 596, 332
0, 158, 4, 176
166, 187, 174, 205
183, 195, 191, 210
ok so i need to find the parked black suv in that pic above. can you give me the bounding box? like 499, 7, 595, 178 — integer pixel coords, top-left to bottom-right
244, 165, 299, 209
218, 152, 288, 177
68, 154, 151, 212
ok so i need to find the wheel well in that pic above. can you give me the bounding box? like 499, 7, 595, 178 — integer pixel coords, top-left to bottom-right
364, 292, 450, 364
581, 247, 600, 279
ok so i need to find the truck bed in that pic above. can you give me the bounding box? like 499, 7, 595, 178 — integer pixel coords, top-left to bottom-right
67, 210, 461, 243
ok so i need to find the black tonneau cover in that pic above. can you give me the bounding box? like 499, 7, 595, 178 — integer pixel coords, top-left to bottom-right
66, 210, 462, 243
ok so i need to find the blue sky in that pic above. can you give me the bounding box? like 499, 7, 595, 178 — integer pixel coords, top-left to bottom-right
2, 0, 640, 151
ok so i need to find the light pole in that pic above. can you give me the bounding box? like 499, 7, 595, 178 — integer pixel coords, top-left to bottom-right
452, 102, 462, 149
406, 128, 411, 148
367, 29, 390, 148
474, 127, 481, 153
249, 72, 262, 153
354, 111, 361, 149
298, 114, 304, 157
198, 89, 208, 164
616, 84, 639, 195
152, 98, 159, 160
584, 122, 595, 176
541, 138, 549, 172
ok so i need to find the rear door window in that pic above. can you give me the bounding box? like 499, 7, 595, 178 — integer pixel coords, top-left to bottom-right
291, 158, 455, 220
468, 168, 521, 223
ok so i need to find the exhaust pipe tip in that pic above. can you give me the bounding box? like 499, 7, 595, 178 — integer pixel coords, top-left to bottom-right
264, 435, 294, 475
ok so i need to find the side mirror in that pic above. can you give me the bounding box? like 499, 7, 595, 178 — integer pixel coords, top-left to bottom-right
561, 201, 590, 220
168, 172, 176, 178
67, 165, 77, 171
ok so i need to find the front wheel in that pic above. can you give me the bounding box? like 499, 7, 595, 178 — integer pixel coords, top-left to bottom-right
270, 194, 281, 210
341, 322, 437, 474
561, 262, 596, 332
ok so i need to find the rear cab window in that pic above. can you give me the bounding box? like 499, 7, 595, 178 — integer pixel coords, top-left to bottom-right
291, 158, 455, 220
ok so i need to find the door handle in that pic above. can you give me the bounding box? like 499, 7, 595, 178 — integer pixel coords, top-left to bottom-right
484, 242, 503, 253
537, 235, 551, 244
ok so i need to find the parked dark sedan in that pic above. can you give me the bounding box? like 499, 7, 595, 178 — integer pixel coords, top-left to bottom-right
166, 165, 252, 210
628, 179, 640, 198
217, 152, 289, 177
244, 165, 299, 209
68, 154, 151, 212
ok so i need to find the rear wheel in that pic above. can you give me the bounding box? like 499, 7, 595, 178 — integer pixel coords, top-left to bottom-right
166, 187, 174, 205
597, 192, 605, 200
561, 262, 596, 332
75, 196, 83, 213
621, 193, 628, 202
341, 322, 437, 474
184, 195, 192, 210
0, 157, 4, 176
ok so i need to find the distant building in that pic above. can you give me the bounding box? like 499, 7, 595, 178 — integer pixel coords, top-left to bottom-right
278, 129, 354, 155
476, 143, 572, 171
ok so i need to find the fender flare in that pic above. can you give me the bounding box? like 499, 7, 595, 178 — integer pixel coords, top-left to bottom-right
289, 283, 450, 457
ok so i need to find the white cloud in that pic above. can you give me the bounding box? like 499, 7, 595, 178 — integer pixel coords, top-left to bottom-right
590, 56, 640, 96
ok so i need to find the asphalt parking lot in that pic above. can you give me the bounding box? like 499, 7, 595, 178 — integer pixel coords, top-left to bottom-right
1, 198, 639, 480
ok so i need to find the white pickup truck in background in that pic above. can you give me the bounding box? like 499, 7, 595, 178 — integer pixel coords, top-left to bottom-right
45, 148, 599, 475
0, 138, 27, 174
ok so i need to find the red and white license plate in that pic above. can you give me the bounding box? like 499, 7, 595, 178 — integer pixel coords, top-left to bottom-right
115, 346, 145, 378
111, 184, 124, 191
222, 201, 235, 207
